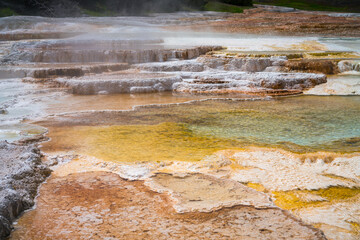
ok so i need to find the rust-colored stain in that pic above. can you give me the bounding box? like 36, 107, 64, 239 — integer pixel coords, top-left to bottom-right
167, 8, 360, 37
11, 172, 325, 240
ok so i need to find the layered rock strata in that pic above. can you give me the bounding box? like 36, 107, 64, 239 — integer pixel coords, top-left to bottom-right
173, 72, 326, 95
50, 55, 327, 96
0, 142, 51, 239
0, 32, 83, 41
0, 63, 129, 79
2, 46, 221, 64
56, 72, 182, 94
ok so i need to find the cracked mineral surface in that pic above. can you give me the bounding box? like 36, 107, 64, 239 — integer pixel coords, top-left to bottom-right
10, 171, 326, 240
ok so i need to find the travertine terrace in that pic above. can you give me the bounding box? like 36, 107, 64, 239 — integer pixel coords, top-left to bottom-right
0, 6, 360, 240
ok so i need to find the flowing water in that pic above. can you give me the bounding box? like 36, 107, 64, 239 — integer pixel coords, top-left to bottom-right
0, 78, 50, 141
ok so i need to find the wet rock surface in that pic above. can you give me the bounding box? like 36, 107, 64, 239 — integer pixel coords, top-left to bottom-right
10, 171, 326, 240
0, 142, 51, 239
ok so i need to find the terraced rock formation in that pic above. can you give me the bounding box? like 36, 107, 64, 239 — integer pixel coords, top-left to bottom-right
1, 12, 360, 240
2, 15, 359, 98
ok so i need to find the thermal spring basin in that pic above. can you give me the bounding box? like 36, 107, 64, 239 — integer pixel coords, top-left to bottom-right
39, 95, 360, 163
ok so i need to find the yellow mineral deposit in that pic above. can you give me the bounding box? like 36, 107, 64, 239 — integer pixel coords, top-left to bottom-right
272, 187, 360, 210
41, 123, 241, 163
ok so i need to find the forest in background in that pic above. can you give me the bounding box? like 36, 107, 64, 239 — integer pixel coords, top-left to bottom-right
0, 0, 359, 17
254, 0, 360, 12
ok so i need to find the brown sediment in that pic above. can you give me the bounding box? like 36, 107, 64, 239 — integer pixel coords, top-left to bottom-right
10, 171, 326, 240
285, 59, 340, 74
167, 8, 360, 37
211, 51, 360, 60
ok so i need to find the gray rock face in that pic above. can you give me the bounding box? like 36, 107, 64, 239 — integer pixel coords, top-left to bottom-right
173, 72, 327, 95
197, 56, 287, 72
57, 73, 182, 95
338, 60, 360, 72
0, 63, 129, 80
136, 60, 204, 72
2, 45, 221, 64
0, 141, 51, 239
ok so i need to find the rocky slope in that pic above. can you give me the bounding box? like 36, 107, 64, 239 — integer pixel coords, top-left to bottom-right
0, 142, 51, 239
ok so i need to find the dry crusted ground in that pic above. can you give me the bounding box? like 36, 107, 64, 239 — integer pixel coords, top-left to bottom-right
11, 171, 326, 240
170, 8, 360, 37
